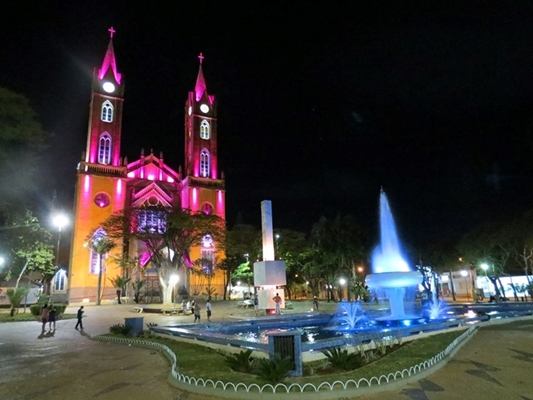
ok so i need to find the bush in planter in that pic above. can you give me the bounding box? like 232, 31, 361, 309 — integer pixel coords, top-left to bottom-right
254, 354, 293, 384
30, 304, 42, 316
109, 323, 132, 336
224, 349, 254, 373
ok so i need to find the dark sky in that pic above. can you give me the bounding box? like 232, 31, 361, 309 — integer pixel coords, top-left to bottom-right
2, 1, 533, 249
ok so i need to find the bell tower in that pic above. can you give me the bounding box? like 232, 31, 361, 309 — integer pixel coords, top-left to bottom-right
85, 26, 124, 166
182, 53, 225, 218
68, 27, 127, 303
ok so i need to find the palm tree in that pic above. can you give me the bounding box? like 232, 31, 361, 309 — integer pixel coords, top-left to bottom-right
132, 279, 146, 303
7, 286, 29, 316
109, 276, 131, 304
86, 232, 116, 305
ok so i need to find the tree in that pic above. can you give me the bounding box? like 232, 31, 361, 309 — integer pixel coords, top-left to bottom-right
0, 87, 50, 211
109, 253, 142, 301
101, 206, 225, 305
273, 229, 309, 299
458, 220, 515, 300
109, 276, 131, 304
310, 214, 368, 301
220, 224, 261, 299
0, 210, 55, 290
7, 286, 29, 317
86, 231, 116, 305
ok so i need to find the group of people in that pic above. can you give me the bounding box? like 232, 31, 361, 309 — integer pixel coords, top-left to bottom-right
180, 298, 212, 322
40, 304, 57, 331
40, 304, 85, 331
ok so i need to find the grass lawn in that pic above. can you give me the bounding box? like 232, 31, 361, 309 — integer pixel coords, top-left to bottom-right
120, 328, 466, 388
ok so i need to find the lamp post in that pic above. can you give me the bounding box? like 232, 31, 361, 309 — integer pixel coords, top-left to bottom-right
52, 214, 69, 267
480, 263, 489, 291
169, 274, 179, 308
339, 278, 346, 301
460, 270, 470, 301
52, 213, 68, 299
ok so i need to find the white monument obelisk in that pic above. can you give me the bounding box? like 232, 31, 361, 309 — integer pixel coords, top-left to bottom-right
253, 200, 286, 314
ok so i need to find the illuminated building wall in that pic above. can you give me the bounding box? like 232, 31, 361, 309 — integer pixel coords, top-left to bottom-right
68, 30, 226, 303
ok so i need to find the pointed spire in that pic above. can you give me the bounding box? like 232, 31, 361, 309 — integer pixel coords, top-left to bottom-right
195, 52, 207, 101
98, 27, 122, 84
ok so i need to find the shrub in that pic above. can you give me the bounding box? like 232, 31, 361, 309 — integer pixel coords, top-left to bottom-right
31, 304, 67, 317
37, 294, 50, 306
52, 305, 67, 316
109, 323, 131, 335
255, 353, 293, 384
30, 304, 42, 316
224, 349, 254, 373
321, 347, 363, 371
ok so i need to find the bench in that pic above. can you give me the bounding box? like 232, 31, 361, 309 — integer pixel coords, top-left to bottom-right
161, 308, 185, 316
237, 300, 254, 308
133, 307, 143, 313
113, 296, 130, 304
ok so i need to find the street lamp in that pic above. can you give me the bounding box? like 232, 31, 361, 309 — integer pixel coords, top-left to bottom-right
339, 278, 346, 301
52, 213, 68, 300
480, 263, 489, 273
52, 213, 69, 268
460, 270, 470, 300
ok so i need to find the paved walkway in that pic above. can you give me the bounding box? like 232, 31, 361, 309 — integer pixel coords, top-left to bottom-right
0, 303, 532, 400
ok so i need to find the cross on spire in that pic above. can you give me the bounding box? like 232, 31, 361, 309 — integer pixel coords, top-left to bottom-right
108, 26, 116, 39
198, 52, 204, 64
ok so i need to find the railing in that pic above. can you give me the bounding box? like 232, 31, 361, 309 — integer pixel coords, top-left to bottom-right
78, 162, 127, 177
93, 325, 476, 398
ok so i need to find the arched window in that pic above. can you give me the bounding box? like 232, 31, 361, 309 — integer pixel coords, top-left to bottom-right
200, 120, 210, 139
101, 100, 114, 123
53, 269, 67, 292
98, 132, 112, 165
137, 207, 167, 234
90, 228, 107, 274
200, 149, 210, 177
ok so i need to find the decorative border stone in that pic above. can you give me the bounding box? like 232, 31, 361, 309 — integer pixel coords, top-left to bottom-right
93, 325, 477, 398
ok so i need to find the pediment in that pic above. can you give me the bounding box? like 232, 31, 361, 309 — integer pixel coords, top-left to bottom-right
131, 182, 173, 208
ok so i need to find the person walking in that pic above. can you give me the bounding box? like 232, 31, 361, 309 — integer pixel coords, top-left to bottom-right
193, 302, 201, 323
41, 305, 50, 331
75, 306, 84, 330
313, 296, 319, 312
273, 293, 282, 315
48, 306, 57, 330
253, 294, 259, 316
205, 298, 212, 322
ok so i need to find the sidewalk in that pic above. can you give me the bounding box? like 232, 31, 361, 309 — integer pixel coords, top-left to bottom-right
1, 302, 532, 400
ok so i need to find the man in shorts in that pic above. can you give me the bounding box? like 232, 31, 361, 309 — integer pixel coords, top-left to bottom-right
206, 298, 212, 322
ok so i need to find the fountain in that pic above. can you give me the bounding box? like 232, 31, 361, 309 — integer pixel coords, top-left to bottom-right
365, 189, 423, 322
151, 191, 532, 360
331, 301, 370, 330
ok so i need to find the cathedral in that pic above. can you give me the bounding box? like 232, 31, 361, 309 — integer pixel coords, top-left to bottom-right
67, 28, 226, 304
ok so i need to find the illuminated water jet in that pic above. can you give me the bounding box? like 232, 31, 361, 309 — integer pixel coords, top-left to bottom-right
366, 189, 423, 320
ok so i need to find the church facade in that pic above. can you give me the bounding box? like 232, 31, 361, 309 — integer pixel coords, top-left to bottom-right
68, 29, 226, 304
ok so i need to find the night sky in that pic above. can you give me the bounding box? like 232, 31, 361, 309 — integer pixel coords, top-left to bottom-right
2, 1, 533, 249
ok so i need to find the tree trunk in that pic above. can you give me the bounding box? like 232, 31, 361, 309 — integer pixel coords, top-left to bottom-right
96, 254, 103, 305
